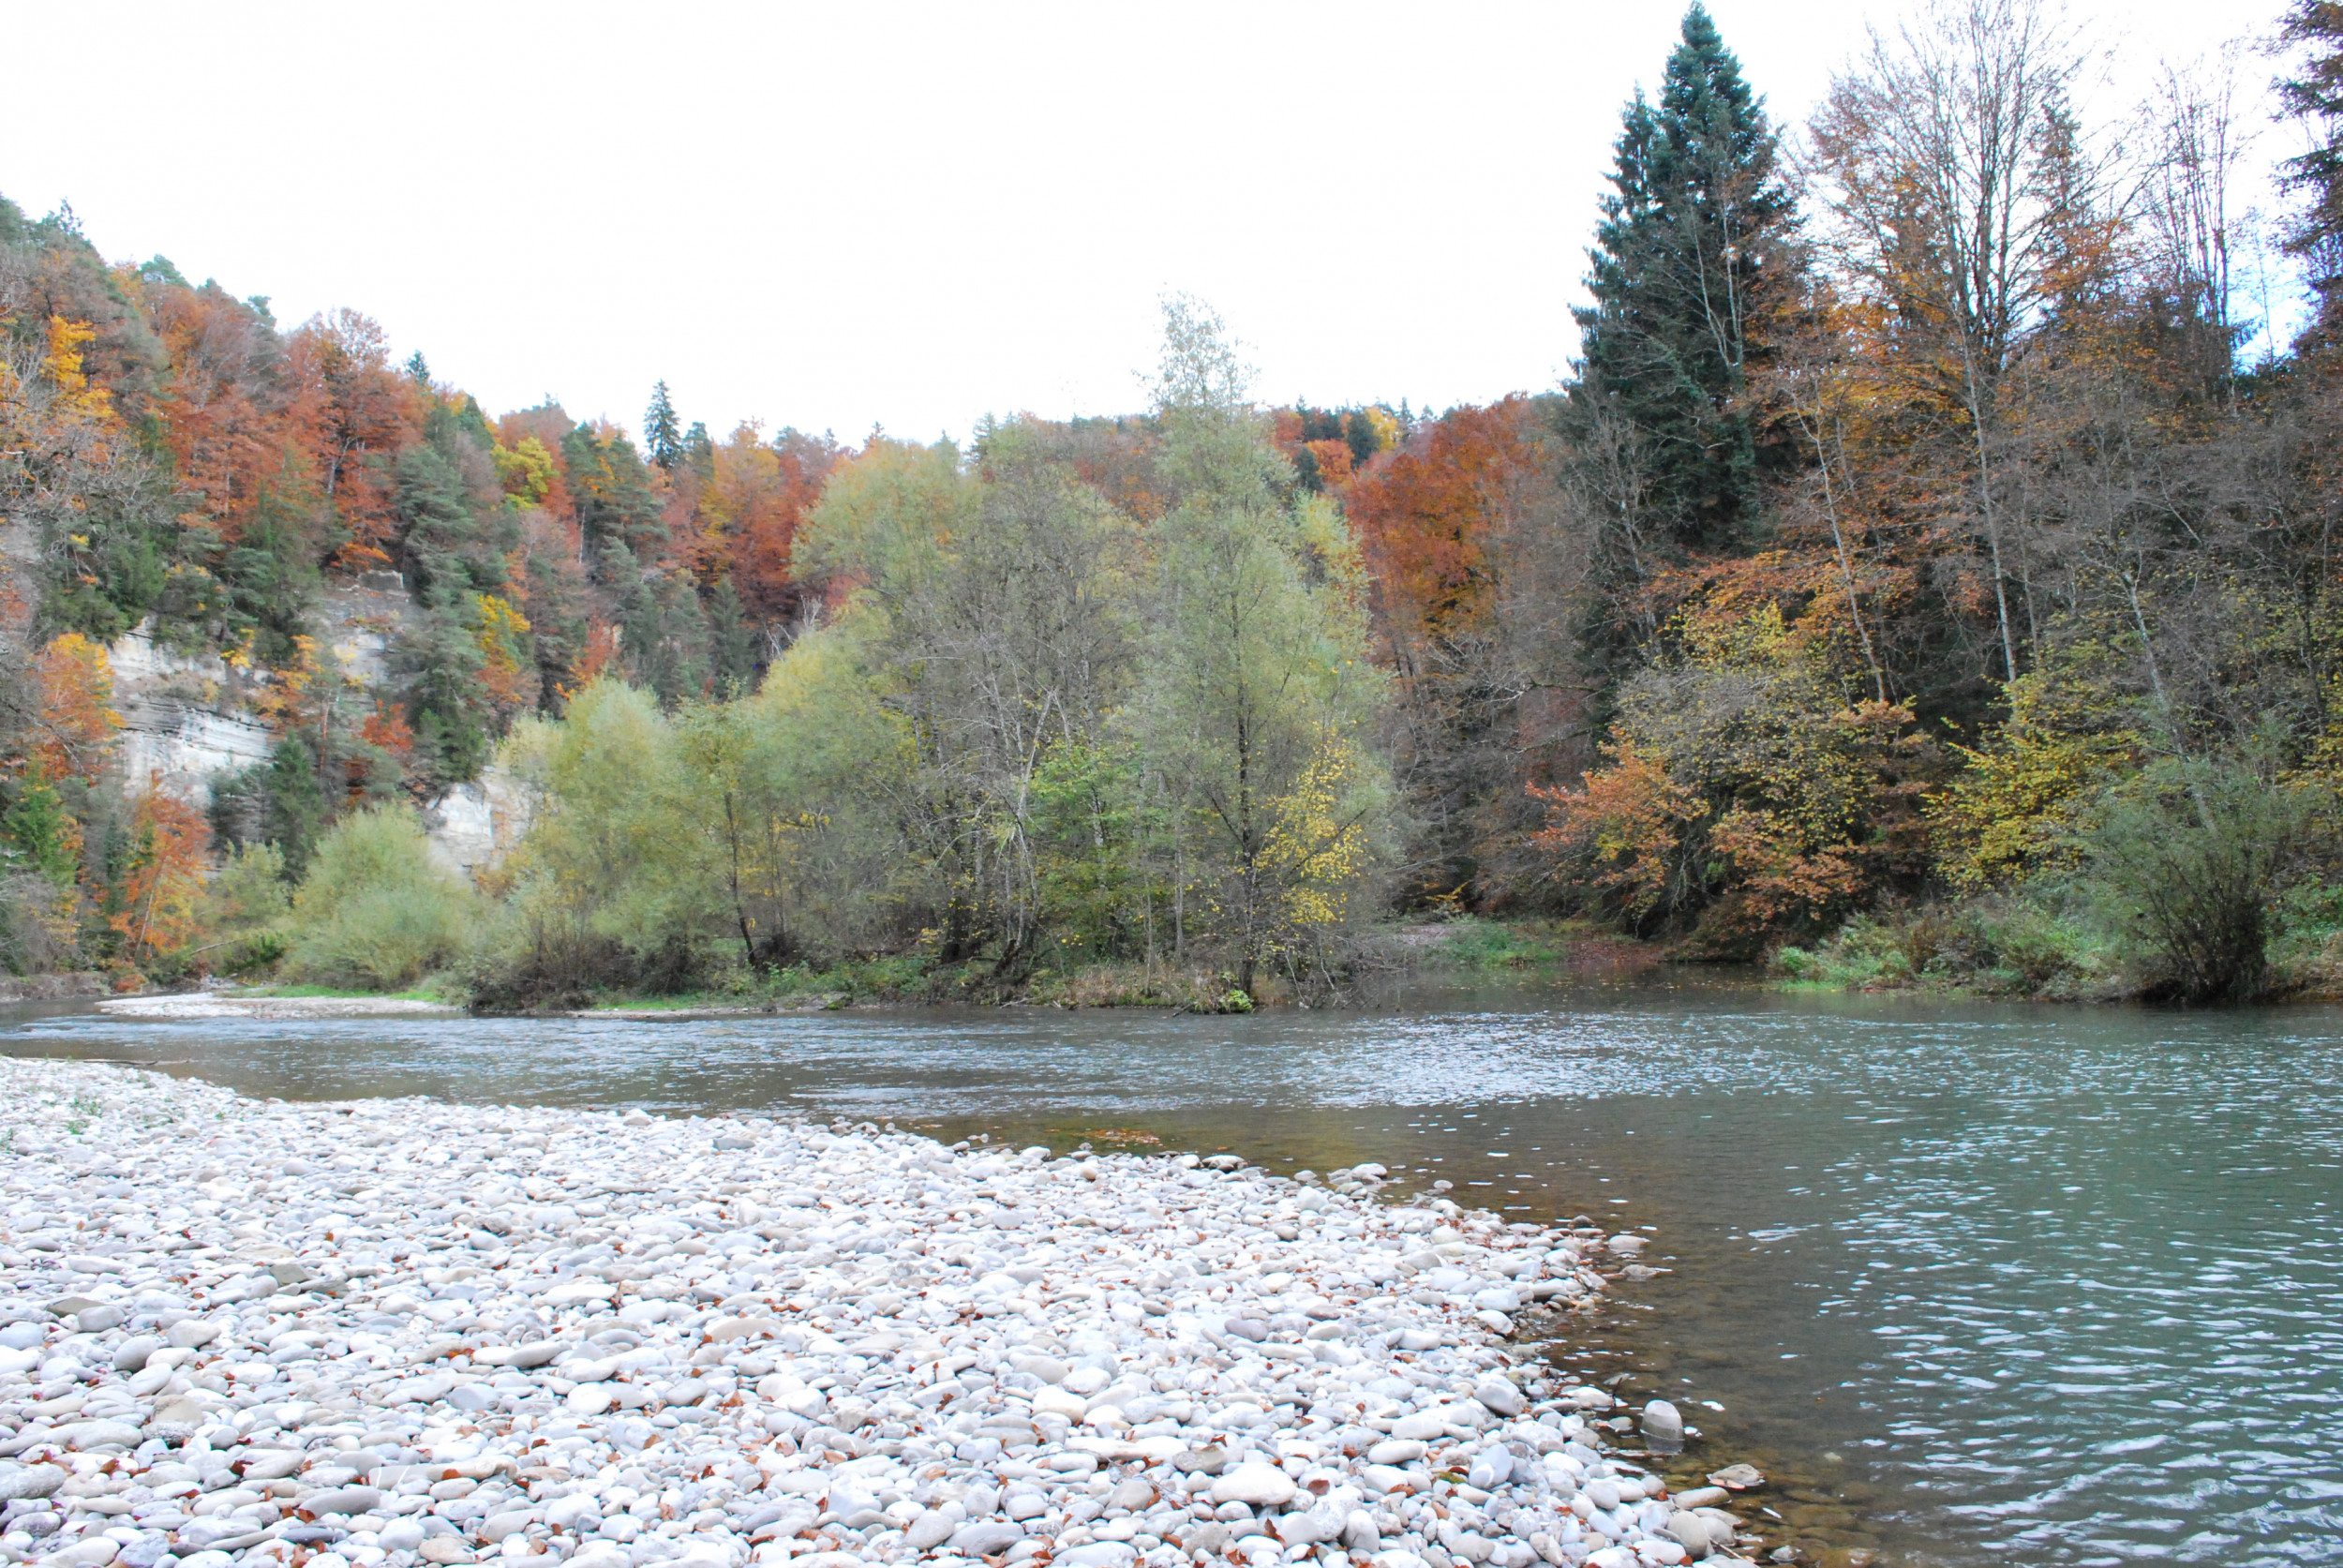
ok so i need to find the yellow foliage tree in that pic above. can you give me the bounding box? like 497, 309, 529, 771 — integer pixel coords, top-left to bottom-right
1262, 726, 1378, 932
475, 594, 535, 723
41, 316, 112, 420
1928, 666, 2145, 892
492, 436, 557, 505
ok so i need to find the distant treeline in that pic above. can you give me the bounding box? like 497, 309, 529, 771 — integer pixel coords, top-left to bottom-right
9, 0, 2343, 1006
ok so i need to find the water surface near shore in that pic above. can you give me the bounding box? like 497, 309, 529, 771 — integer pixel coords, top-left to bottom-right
7, 981, 2341, 1567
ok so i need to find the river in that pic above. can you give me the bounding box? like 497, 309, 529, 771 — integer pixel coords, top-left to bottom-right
5, 978, 2339, 1567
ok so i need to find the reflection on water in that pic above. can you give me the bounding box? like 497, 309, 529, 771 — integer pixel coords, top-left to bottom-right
7, 981, 2342, 1567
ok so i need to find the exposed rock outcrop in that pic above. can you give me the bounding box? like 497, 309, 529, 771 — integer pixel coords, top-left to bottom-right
88, 582, 531, 880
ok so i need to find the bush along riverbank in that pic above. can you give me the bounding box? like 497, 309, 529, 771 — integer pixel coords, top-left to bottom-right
0, 1057, 1794, 1568
1768, 875, 2343, 1005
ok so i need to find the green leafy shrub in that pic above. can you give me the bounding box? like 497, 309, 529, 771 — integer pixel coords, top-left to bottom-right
465, 916, 706, 1013
1777, 901, 2110, 996
1931, 901, 2099, 994
1770, 943, 1819, 979
1433, 918, 1567, 968
1770, 915, 1915, 988
284, 806, 479, 991
194, 843, 291, 977
2077, 751, 2329, 1004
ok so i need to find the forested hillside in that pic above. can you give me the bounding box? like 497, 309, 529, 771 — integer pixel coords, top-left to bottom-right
7, 0, 2343, 1008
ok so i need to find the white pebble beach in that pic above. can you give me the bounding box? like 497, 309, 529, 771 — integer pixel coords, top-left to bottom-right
0, 1056, 1765, 1568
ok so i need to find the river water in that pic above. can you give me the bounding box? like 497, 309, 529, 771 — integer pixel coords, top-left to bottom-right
6, 980, 2341, 1567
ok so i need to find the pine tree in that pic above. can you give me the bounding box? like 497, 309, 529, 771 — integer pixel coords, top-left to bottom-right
1573, 3, 1792, 550
3, 764, 82, 890
2280, 0, 2343, 351
1293, 446, 1324, 493
705, 578, 760, 697
261, 735, 332, 880
644, 381, 684, 471
563, 426, 664, 560
609, 552, 707, 709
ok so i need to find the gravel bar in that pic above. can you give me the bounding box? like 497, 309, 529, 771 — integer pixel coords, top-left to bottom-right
0, 1056, 1759, 1568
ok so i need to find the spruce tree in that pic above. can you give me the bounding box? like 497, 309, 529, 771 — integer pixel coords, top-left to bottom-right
1574, 3, 1791, 549
3, 766, 81, 890
563, 426, 664, 559
2279, 0, 2343, 351
643, 381, 684, 471
705, 578, 760, 697
261, 736, 331, 880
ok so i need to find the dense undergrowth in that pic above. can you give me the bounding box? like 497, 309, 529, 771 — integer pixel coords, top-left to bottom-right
1775, 884, 2343, 1004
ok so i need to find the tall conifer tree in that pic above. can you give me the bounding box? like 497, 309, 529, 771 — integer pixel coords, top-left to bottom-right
1574, 4, 1791, 549
2279, 0, 2343, 351
643, 381, 684, 471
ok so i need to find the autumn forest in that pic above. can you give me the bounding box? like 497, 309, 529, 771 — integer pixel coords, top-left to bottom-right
8, 0, 2343, 1008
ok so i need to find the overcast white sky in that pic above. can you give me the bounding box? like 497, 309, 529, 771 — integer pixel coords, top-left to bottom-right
3, 0, 2300, 447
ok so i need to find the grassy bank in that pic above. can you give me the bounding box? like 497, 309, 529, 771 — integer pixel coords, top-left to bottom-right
239, 981, 461, 1005
1406, 916, 1665, 976
162, 897, 2343, 1010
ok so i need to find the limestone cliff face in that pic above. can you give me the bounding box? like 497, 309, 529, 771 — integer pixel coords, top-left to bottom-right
420, 768, 535, 878
96, 575, 530, 880
4, 509, 535, 881
107, 626, 275, 800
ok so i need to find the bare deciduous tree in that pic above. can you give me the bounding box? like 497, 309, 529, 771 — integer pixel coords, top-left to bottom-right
1807, 0, 2107, 681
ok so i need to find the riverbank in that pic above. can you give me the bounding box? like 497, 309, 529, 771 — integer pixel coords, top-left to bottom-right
0, 1057, 1780, 1568
44, 918, 1669, 1020
552, 920, 1669, 1016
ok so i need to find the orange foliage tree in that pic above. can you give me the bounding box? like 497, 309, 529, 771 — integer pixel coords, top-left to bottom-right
148, 282, 303, 546
1341, 402, 1548, 646
1531, 605, 1938, 953
286, 309, 418, 570
689, 424, 836, 620
32, 632, 122, 783
112, 783, 211, 964
1335, 397, 1590, 902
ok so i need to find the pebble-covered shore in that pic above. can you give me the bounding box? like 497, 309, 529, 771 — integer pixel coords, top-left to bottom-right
0, 1058, 1772, 1568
